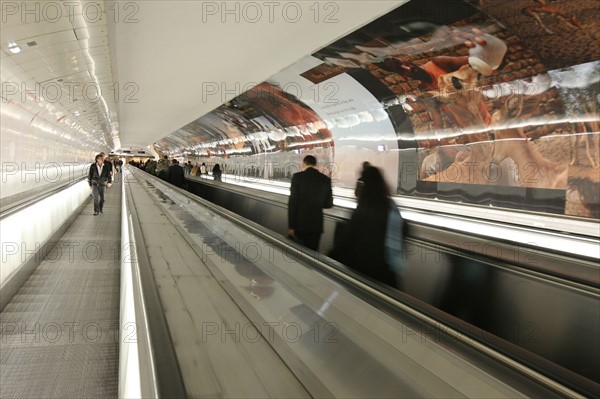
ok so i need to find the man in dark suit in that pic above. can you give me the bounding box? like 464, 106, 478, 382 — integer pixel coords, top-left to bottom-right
168, 159, 186, 188
88, 153, 113, 215
288, 155, 334, 251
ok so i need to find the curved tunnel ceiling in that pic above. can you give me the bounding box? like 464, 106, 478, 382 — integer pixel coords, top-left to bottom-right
1, 1, 120, 150
107, 0, 409, 148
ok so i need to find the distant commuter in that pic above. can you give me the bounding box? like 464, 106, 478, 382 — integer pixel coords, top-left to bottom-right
184, 161, 192, 176
212, 164, 222, 181
191, 163, 199, 176
88, 153, 113, 215
99, 152, 113, 177
146, 160, 157, 175
200, 162, 208, 175
157, 155, 170, 180
329, 166, 396, 287
288, 155, 334, 251
168, 159, 186, 188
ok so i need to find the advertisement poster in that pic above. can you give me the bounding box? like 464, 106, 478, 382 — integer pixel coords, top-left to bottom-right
157, 0, 599, 219
155, 80, 336, 181
303, 0, 599, 218
272, 56, 401, 189
156, 56, 401, 190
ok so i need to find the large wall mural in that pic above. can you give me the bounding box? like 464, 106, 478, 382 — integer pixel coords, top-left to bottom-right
154, 0, 599, 220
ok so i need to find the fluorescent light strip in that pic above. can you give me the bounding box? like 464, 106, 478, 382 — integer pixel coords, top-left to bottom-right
395, 196, 599, 237
402, 209, 599, 260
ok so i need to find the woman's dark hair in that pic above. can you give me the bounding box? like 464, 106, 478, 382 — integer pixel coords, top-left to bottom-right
357, 166, 389, 209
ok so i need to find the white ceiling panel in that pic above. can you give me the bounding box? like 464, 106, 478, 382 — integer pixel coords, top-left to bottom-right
29, 71, 58, 83
32, 30, 78, 47
74, 26, 107, 40
5, 30, 79, 55
75, 1, 106, 14
91, 65, 112, 75
21, 18, 76, 38
36, 41, 82, 57
108, 0, 408, 147
17, 58, 48, 72
4, 48, 41, 63
78, 37, 109, 48
1, 11, 27, 29
71, 15, 107, 29
40, 54, 86, 68
87, 46, 110, 56
91, 56, 112, 66
97, 75, 115, 83
60, 71, 92, 82
0, 25, 30, 43
45, 63, 81, 75
0, 52, 18, 71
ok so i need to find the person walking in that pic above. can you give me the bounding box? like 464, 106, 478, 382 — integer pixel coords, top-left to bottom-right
288, 155, 334, 251
168, 159, 186, 188
329, 166, 397, 287
157, 155, 170, 180
98, 152, 113, 180
212, 164, 222, 181
88, 153, 112, 215
191, 163, 199, 176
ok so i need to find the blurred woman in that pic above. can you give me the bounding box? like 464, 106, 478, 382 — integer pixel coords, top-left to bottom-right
329, 166, 396, 287
190, 163, 199, 176
212, 164, 222, 181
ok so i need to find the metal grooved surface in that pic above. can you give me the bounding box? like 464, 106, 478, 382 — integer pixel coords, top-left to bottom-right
0, 178, 121, 398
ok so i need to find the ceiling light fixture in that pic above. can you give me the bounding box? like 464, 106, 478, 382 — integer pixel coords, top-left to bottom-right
8, 42, 21, 54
